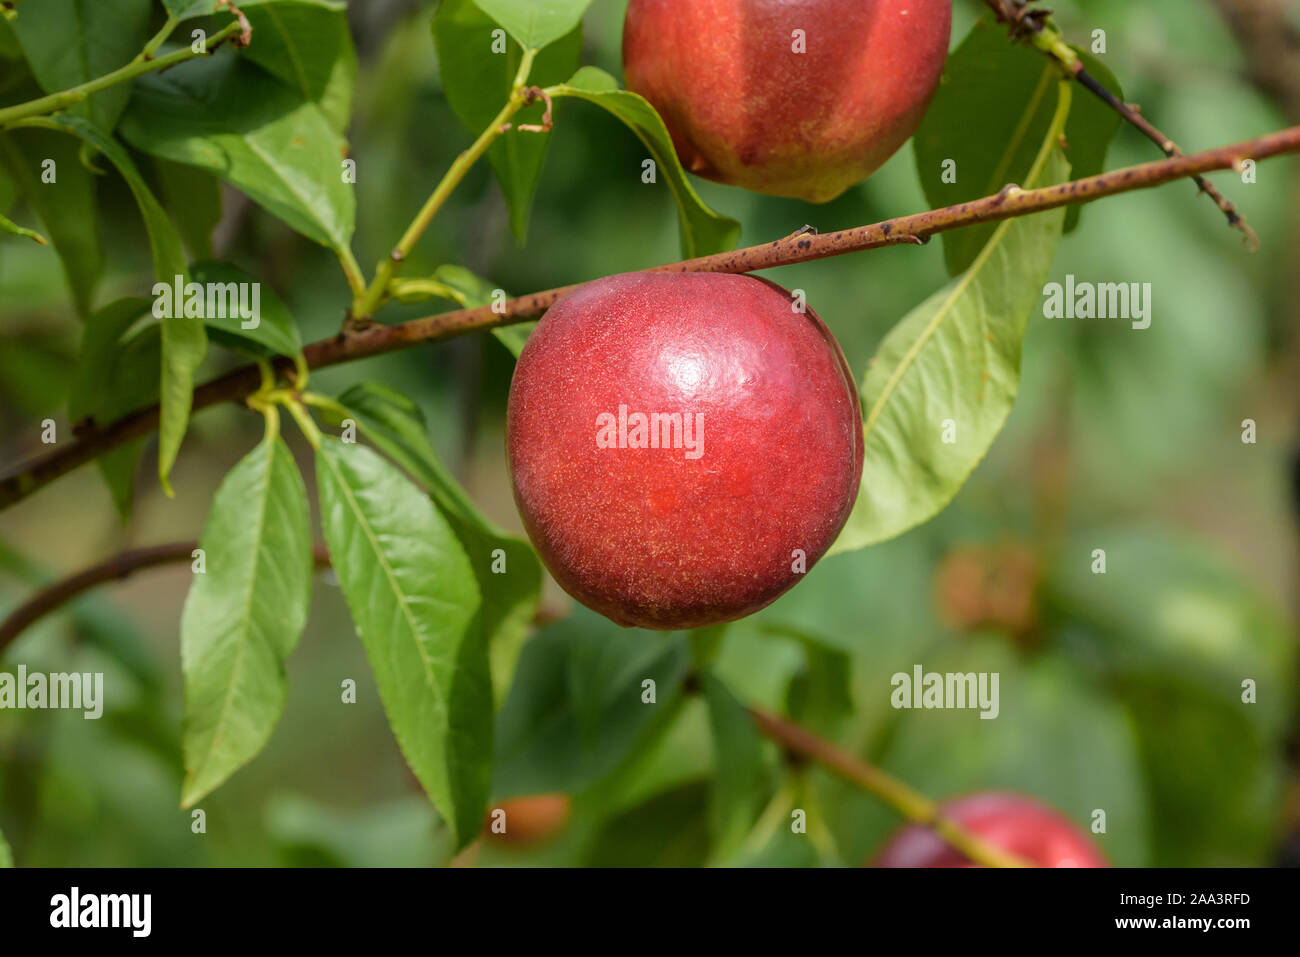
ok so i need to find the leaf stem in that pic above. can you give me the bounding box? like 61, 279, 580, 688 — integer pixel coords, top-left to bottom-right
336, 246, 367, 299
261, 402, 280, 444
0, 20, 244, 130
139, 14, 181, 60
351, 47, 539, 319
387, 278, 469, 305
283, 398, 323, 451
298, 392, 352, 420
747, 706, 1032, 868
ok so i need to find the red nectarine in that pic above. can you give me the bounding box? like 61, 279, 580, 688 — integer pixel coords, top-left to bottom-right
623, 0, 953, 202
507, 271, 863, 630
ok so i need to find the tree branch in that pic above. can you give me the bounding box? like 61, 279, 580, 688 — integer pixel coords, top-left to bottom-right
982, 0, 1258, 247
748, 706, 1031, 867
0, 541, 332, 653
3, 123, 1298, 511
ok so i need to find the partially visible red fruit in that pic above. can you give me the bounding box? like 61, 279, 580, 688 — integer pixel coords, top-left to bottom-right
484, 794, 572, 847
507, 271, 863, 630
873, 792, 1109, 867
623, 0, 953, 202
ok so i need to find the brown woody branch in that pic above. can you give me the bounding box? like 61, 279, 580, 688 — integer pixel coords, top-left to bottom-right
2, 123, 1298, 511
0, 541, 331, 653
1072, 66, 1259, 249
982, 0, 1257, 247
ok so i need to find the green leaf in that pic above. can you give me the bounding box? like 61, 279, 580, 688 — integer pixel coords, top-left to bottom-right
334, 382, 542, 701
428, 263, 497, 307
41, 116, 189, 280
266, 793, 443, 868
33, 113, 201, 496
69, 298, 154, 425
701, 673, 766, 862
549, 66, 740, 258
153, 158, 221, 260
581, 782, 712, 867
68, 297, 158, 519
179, 436, 313, 807
434, 0, 581, 242
832, 84, 1072, 553
1120, 679, 1283, 865
120, 53, 355, 252
688, 624, 726, 669
163, 0, 213, 19
9, 0, 153, 133
241, 0, 357, 134
1050, 529, 1296, 740
914, 18, 1122, 272
777, 629, 853, 737
164, 0, 346, 18
0, 128, 103, 316
0, 160, 15, 209
0, 332, 76, 419
491, 321, 535, 358
494, 607, 690, 798
0, 19, 20, 60
471, 0, 593, 51
190, 261, 304, 360
0, 826, 11, 867
577, 696, 712, 821
316, 439, 490, 850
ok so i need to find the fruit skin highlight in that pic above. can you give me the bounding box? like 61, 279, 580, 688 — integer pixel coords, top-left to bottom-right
622, 0, 953, 203
873, 792, 1110, 867
507, 271, 863, 630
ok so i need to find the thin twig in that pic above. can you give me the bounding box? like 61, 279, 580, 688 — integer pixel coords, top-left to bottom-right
0, 20, 245, 129
748, 707, 1031, 867
1072, 66, 1259, 249
2, 123, 1299, 510
982, 0, 1258, 247
0, 542, 332, 652
352, 49, 539, 319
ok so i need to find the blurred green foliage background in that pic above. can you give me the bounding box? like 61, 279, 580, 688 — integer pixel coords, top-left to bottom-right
0, 0, 1296, 866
